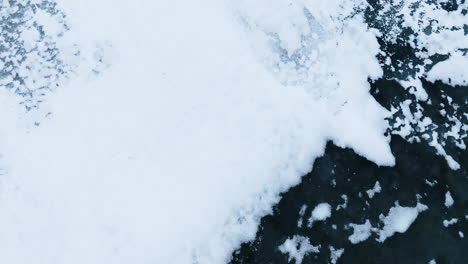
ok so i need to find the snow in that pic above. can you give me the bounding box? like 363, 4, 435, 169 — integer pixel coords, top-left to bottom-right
297, 205, 308, 228
348, 219, 373, 244
336, 194, 348, 210
7, 0, 461, 263
308, 203, 332, 227
329, 246, 344, 264
444, 191, 454, 208
427, 53, 468, 86
381, 0, 468, 171
428, 132, 460, 170
366, 181, 382, 199
442, 218, 458, 228
278, 236, 320, 264
376, 203, 428, 242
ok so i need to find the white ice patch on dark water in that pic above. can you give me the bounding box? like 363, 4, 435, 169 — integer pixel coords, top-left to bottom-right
307, 203, 332, 227
329, 246, 344, 264
336, 194, 348, 211
445, 191, 454, 208
443, 218, 458, 228
427, 52, 468, 86
366, 181, 382, 199
278, 235, 320, 264
382, 0, 468, 171
376, 202, 428, 243
348, 219, 374, 244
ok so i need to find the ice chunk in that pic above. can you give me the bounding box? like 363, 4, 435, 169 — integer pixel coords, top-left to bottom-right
336, 194, 348, 210
376, 203, 428, 242
329, 246, 344, 264
443, 218, 458, 227
308, 203, 332, 227
366, 181, 382, 199
349, 219, 373, 244
427, 53, 468, 86
279, 236, 320, 264
444, 191, 454, 208
297, 205, 308, 228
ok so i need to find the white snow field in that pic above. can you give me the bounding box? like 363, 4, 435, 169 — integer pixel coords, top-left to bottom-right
0, 1, 396, 263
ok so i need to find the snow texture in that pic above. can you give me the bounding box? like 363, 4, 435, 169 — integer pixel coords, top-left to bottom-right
336, 194, 348, 211
376, 202, 428, 242
278, 235, 320, 264
381, 0, 468, 170
366, 181, 382, 199
443, 218, 458, 228
308, 203, 332, 227
427, 53, 468, 86
444, 191, 454, 208
348, 219, 374, 244
0, 1, 396, 263
329, 246, 344, 264
297, 205, 308, 228
0, 0, 464, 263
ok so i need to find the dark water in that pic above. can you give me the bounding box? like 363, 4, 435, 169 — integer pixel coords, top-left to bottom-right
230, 135, 467, 264
230, 1, 468, 263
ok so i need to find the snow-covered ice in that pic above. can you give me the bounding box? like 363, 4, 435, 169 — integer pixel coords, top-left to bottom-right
427, 53, 468, 86
366, 181, 382, 199
444, 191, 454, 208
0, 1, 396, 263
308, 203, 332, 227
329, 246, 344, 264
348, 219, 373, 244
297, 205, 308, 228
0, 0, 465, 263
442, 218, 458, 228
278, 235, 320, 264
376, 202, 428, 242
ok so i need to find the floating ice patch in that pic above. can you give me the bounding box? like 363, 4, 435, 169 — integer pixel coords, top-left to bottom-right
366, 181, 382, 199
427, 53, 468, 86
443, 218, 458, 228
336, 194, 348, 211
445, 191, 454, 208
376, 202, 428, 242
329, 246, 344, 264
348, 219, 374, 244
297, 205, 308, 228
307, 203, 332, 227
278, 235, 320, 264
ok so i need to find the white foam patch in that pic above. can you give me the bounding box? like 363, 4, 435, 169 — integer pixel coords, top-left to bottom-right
0, 0, 395, 263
